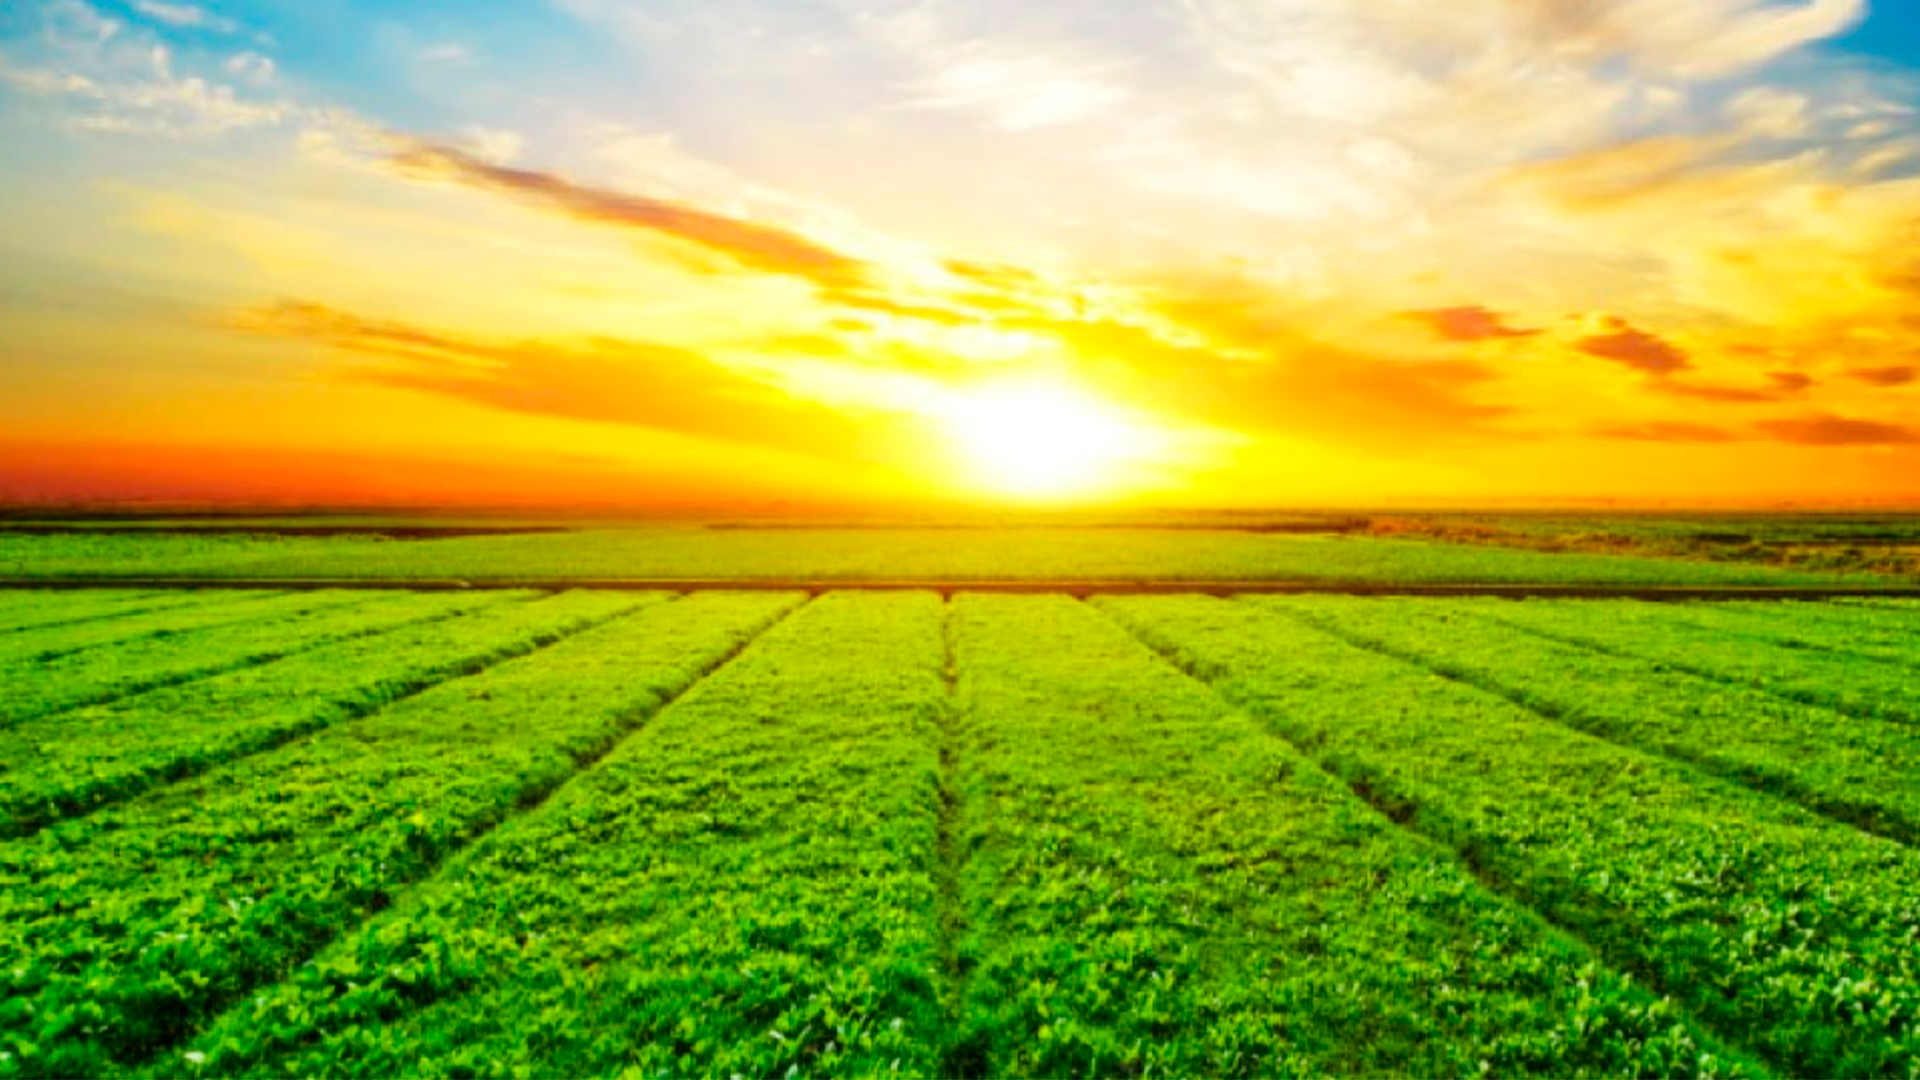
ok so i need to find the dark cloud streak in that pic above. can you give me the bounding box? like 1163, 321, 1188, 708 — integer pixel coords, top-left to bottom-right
387, 141, 874, 291
1404, 306, 1542, 342
1576, 317, 1690, 374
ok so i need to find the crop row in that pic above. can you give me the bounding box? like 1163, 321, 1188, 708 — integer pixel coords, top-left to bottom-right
0, 589, 319, 665
1473, 599, 1920, 723
0, 591, 798, 1076
1101, 596, 1920, 1077
178, 591, 949, 1079
0, 590, 205, 636
0, 591, 485, 727
0, 590, 643, 837
169, 594, 1753, 1078
945, 595, 1740, 1077
1267, 596, 1920, 846
1628, 600, 1920, 668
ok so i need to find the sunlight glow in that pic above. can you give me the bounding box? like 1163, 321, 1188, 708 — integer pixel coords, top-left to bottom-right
940, 378, 1159, 499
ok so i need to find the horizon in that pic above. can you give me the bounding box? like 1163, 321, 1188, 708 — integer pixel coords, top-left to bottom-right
5, 0, 1920, 507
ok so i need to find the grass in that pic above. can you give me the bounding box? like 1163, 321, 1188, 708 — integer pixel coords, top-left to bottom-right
2, 576, 1917, 1076
0, 524, 1901, 585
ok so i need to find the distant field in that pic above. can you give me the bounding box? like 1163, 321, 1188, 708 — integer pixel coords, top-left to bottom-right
0, 522, 1902, 585
4, 587, 1918, 1077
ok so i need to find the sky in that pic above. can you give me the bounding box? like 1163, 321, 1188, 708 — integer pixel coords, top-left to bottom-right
1, 0, 1918, 508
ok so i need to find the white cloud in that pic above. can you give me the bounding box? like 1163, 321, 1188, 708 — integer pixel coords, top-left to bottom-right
1728, 87, 1812, 139
458, 124, 523, 164
223, 51, 274, 86
417, 42, 475, 65
130, 0, 238, 34
5, 3, 286, 137
915, 52, 1129, 131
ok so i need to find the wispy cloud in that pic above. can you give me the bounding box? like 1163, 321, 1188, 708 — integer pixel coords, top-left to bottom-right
2, 2, 283, 136
386, 140, 874, 290
129, 1, 236, 34
1592, 421, 1740, 443
1756, 412, 1920, 446
913, 51, 1129, 131
231, 300, 916, 463
1846, 365, 1917, 388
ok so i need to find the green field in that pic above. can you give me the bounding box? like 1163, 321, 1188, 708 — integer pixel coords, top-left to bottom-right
0, 523, 1903, 585
4, 585, 1918, 1078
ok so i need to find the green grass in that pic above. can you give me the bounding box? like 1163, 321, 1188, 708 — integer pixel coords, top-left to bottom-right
1102, 595, 1920, 1077
946, 595, 1745, 1077
0, 592, 796, 1077
0, 526, 1891, 584
2, 587, 1917, 1077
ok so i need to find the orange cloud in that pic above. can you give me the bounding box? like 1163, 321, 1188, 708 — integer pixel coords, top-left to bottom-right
1846, 365, 1916, 387
1403, 306, 1541, 342
1755, 413, 1920, 446
1592, 421, 1739, 443
1576, 317, 1691, 374
1652, 379, 1780, 404
233, 300, 916, 464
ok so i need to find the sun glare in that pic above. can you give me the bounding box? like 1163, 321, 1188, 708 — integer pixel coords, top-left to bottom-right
940, 378, 1157, 499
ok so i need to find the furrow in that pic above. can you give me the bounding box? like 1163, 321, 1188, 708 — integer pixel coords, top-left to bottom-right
932, 597, 984, 1079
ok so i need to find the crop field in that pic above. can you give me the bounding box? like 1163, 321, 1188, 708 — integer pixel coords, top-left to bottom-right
2, 584, 1918, 1078
0, 523, 1902, 586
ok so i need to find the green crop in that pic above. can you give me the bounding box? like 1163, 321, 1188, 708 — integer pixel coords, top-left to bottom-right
0, 590, 205, 636
1266, 596, 1920, 845
0, 590, 479, 727
0, 527, 1873, 585
1102, 595, 1920, 1076
181, 591, 948, 1078
1475, 599, 1920, 722
0, 591, 642, 836
0, 592, 797, 1076
947, 594, 1747, 1077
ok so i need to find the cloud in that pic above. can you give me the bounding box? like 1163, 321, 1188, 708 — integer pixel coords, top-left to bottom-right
416, 42, 475, 65
130, 1, 236, 34
913, 51, 1129, 131
1726, 87, 1811, 139
222, 51, 273, 86
386, 141, 873, 290
1846, 365, 1917, 388
231, 300, 913, 463
1404, 306, 1541, 342
1755, 413, 1920, 446
1010, 295, 1511, 450
1653, 379, 1779, 403
1767, 371, 1814, 393
1576, 317, 1690, 374
1592, 421, 1740, 442
0, 8, 285, 137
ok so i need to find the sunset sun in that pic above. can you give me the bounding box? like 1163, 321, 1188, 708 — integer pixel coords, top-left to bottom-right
941, 379, 1156, 499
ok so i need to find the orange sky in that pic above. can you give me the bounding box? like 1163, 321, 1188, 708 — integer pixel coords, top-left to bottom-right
3, 0, 1919, 507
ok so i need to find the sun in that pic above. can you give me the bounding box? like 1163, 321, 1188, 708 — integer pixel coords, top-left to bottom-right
939, 377, 1158, 499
